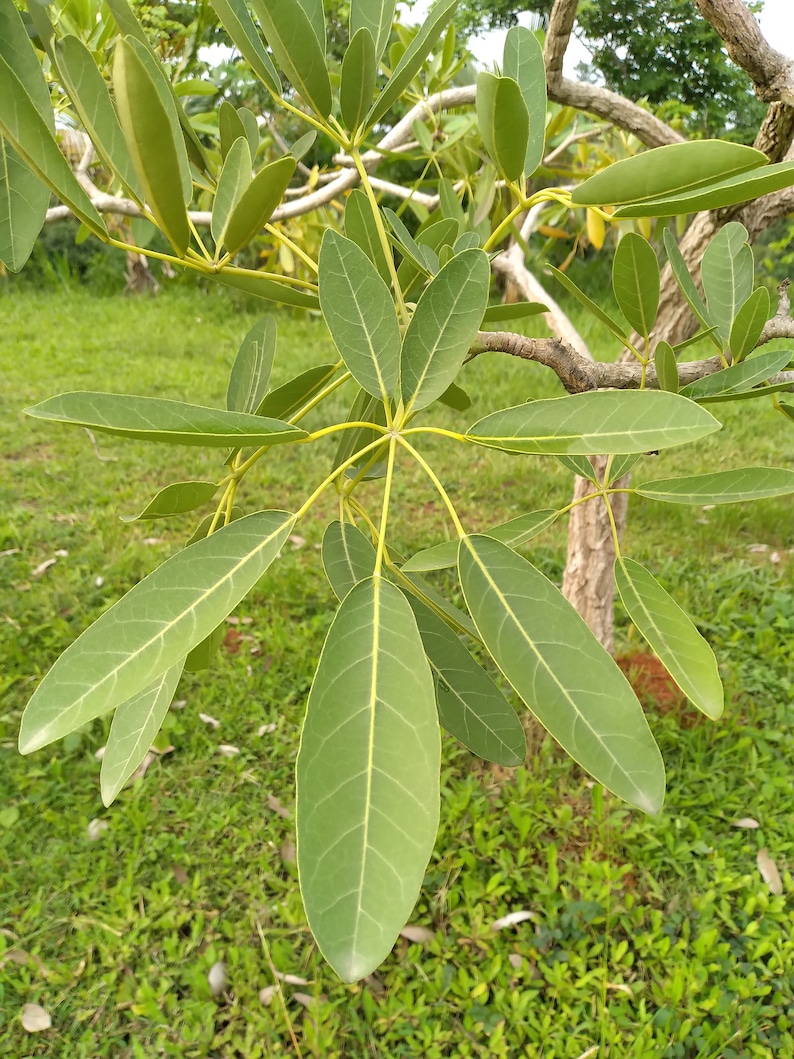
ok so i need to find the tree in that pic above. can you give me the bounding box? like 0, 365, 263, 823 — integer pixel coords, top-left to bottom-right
2, 0, 794, 984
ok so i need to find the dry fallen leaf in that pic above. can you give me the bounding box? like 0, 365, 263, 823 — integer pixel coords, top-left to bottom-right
94, 576, 104, 588
208, 961, 227, 997
732, 817, 760, 829
268, 794, 291, 818
0, 548, 21, 558
31, 558, 58, 578
259, 985, 277, 1006
141, 537, 163, 545
217, 744, 240, 757
94, 746, 106, 761
293, 991, 322, 1009
199, 713, 220, 729
757, 848, 783, 895
491, 910, 536, 931
20, 1003, 51, 1032
86, 819, 109, 841
399, 925, 435, 944
508, 953, 523, 970
0, 949, 50, 977
280, 837, 296, 863
273, 971, 309, 985
172, 864, 189, 886
289, 534, 306, 549
257, 723, 277, 736
606, 982, 634, 996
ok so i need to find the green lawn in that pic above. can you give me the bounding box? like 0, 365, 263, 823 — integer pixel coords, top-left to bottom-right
1, 284, 793, 1058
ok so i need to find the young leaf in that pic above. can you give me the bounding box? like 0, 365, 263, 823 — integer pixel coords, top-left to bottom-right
548, 265, 629, 343
340, 27, 377, 133
653, 340, 679, 393
344, 188, 392, 286
438, 177, 466, 228
0, 137, 49, 272
319, 230, 401, 400
289, 130, 317, 162
237, 107, 261, 160
679, 348, 791, 400
256, 363, 339, 420
400, 248, 490, 412
729, 287, 770, 363
210, 268, 320, 310
502, 25, 546, 178
19, 511, 295, 754
467, 390, 720, 455
210, 0, 281, 96
458, 535, 665, 814
322, 520, 376, 600
408, 596, 526, 767
615, 557, 723, 720
351, 0, 397, 65
482, 300, 548, 323
476, 72, 529, 183
384, 207, 437, 275
701, 222, 753, 345
226, 315, 277, 415
612, 232, 660, 338
296, 577, 440, 983
120, 481, 219, 522
396, 217, 460, 301
636, 467, 794, 505
555, 454, 598, 480
402, 509, 558, 573
26, 392, 307, 447
249, 0, 332, 118
222, 155, 297, 256
662, 228, 717, 341
331, 389, 388, 479
211, 136, 252, 246
218, 99, 248, 160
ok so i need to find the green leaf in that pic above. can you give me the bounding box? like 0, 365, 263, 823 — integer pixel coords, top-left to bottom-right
237, 107, 260, 160
100, 661, 184, 806
502, 25, 546, 179
436, 380, 471, 411
54, 35, 142, 200
367, 0, 458, 127
289, 130, 316, 162
19, 511, 295, 754
467, 390, 720, 455
0, 137, 49, 272
613, 158, 794, 218
612, 232, 659, 338
341, 27, 377, 133
210, 0, 281, 97
227, 315, 276, 414
555, 453, 598, 480
701, 223, 753, 346
319, 230, 401, 400
548, 265, 628, 343
408, 597, 526, 766
184, 622, 225, 672
663, 229, 716, 340
458, 535, 665, 814
394, 568, 477, 639
209, 268, 320, 310
249, 0, 332, 118
482, 300, 548, 323
256, 363, 339, 420
384, 207, 437, 275
615, 557, 723, 720
438, 177, 466, 228
396, 216, 460, 300
322, 520, 376, 600
351, 0, 396, 65
296, 577, 440, 982
222, 155, 296, 256
679, 348, 792, 400
729, 287, 770, 363
295, 0, 326, 46
344, 188, 392, 286
403, 509, 558, 573
26, 392, 307, 446
476, 72, 529, 183
185, 506, 243, 547
400, 248, 490, 412
607, 452, 642, 482
1, 0, 53, 125
654, 340, 679, 393
211, 136, 252, 246
113, 38, 190, 255
121, 480, 219, 522
636, 467, 794, 505
332, 388, 388, 477
218, 99, 248, 160
571, 140, 766, 207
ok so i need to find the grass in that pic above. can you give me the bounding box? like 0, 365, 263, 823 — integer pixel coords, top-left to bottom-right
1, 282, 793, 1057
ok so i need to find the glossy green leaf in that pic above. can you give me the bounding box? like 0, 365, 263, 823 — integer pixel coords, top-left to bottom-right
401, 248, 490, 412
476, 72, 528, 183
615, 557, 723, 719
249, 0, 332, 118
613, 158, 794, 218
227, 315, 276, 415
341, 27, 377, 133
729, 287, 770, 363
296, 577, 440, 982
503, 25, 546, 179
654, 340, 679, 393
113, 38, 190, 255
211, 0, 281, 96
403, 509, 558, 573
663, 229, 716, 341
468, 390, 720, 455
367, 0, 458, 128
257, 363, 339, 420
219, 99, 248, 159
0, 137, 49, 272
571, 140, 766, 207
344, 188, 392, 285
701, 222, 753, 345
222, 155, 296, 256
26, 392, 306, 446
121, 480, 218, 522
636, 467, 794, 505
482, 300, 548, 323
679, 348, 792, 400
548, 265, 628, 343
184, 622, 225, 672
319, 230, 400, 400
100, 661, 184, 806
19, 511, 295, 754
351, 0, 396, 65
408, 597, 526, 766
54, 35, 141, 200
209, 268, 320, 310
322, 520, 376, 600
211, 136, 252, 245
612, 232, 659, 338
458, 535, 665, 814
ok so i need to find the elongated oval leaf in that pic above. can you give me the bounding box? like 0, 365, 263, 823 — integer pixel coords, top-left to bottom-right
403, 509, 558, 573
729, 287, 770, 363
121, 480, 218, 522
344, 188, 392, 285
184, 622, 225, 672
26, 392, 306, 446
548, 265, 628, 342
222, 155, 296, 256
322, 520, 376, 600
401, 248, 490, 412
219, 99, 248, 160
19, 511, 295, 754
476, 72, 529, 183
663, 228, 715, 339
257, 363, 339, 420
679, 348, 792, 400
612, 232, 659, 338
341, 27, 377, 133
458, 535, 665, 814
482, 300, 548, 323
227, 315, 277, 414
212, 135, 252, 245
572, 140, 767, 207
467, 390, 721, 455
636, 467, 794, 505
237, 107, 261, 160
319, 231, 400, 400
396, 216, 459, 300
408, 597, 526, 766
351, 0, 397, 65
503, 25, 546, 179
296, 577, 440, 982
210, 267, 320, 310
0, 137, 49, 272
249, 0, 332, 118
0, 0, 53, 125
211, 0, 281, 96
615, 557, 722, 719
701, 223, 753, 346
100, 661, 184, 805
653, 340, 679, 393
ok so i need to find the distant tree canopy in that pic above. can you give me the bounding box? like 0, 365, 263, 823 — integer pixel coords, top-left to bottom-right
454, 0, 768, 139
